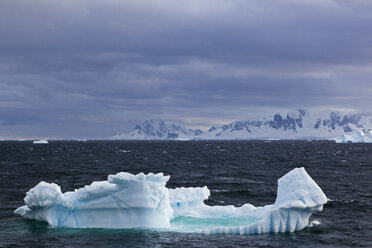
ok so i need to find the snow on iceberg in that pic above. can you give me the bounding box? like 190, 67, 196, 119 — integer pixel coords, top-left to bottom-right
15, 168, 327, 235
33, 139, 48, 144
333, 129, 372, 143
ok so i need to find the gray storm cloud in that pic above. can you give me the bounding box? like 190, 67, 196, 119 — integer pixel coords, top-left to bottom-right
0, 0, 371, 139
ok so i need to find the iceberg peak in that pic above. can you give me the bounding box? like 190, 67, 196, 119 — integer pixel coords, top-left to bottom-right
275, 167, 327, 208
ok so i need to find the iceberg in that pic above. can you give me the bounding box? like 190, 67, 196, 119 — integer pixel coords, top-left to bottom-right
15, 173, 173, 228
333, 129, 372, 143
33, 139, 48, 144
15, 168, 327, 235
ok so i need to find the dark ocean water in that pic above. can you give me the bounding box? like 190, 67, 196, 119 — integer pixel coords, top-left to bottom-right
0, 140, 371, 247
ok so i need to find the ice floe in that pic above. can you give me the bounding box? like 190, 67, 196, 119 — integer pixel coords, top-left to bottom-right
33, 140, 48, 144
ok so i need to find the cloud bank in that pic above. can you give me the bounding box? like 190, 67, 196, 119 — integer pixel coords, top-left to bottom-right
0, 0, 371, 138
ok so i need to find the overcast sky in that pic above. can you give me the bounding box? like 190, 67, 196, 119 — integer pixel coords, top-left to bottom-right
1, 0, 372, 139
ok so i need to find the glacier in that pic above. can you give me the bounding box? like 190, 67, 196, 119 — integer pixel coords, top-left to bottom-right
332, 129, 372, 143
15, 168, 327, 235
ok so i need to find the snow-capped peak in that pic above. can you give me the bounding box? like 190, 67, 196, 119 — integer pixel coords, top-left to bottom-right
112, 119, 203, 140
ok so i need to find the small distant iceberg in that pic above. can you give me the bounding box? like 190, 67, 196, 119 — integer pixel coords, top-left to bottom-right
15, 168, 327, 235
332, 129, 372, 143
33, 139, 48, 144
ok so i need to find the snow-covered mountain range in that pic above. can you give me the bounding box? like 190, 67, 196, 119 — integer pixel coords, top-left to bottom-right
112, 119, 203, 140
111, 110, 372, 140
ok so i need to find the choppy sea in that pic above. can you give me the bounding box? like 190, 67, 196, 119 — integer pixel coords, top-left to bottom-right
0, 140, 371, 247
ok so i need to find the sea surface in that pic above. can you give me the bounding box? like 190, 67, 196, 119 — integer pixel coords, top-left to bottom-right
0, 140, 371, 247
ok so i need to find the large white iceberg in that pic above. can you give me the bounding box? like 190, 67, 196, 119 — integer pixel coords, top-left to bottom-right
15, 167, 327, 235
333, 129, 372, 143
15, 173, 173, 228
